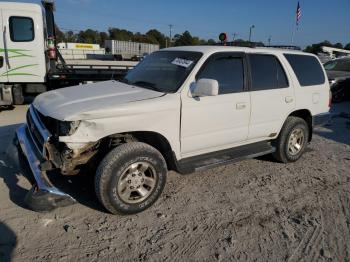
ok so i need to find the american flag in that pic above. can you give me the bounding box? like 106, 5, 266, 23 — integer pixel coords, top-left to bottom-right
296, 2, 301, 25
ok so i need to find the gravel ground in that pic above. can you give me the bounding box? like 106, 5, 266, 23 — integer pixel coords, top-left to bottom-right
0, 103, 349, 262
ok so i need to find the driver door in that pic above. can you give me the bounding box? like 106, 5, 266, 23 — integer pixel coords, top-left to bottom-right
0, 9, 8, 82
180, 52, 250, 158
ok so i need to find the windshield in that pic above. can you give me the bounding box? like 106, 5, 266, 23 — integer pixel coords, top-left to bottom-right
324, 59, 350, 72
122, 51, 203, 93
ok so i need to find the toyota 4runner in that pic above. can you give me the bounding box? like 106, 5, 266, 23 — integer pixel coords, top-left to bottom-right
16, 46, 331, 214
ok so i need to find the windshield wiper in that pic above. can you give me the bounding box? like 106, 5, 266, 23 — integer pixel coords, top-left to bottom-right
131, 81, 162, 92
120, 78, 130, 84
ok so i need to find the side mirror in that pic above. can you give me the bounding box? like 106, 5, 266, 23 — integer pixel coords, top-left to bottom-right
192, 79, 219, 97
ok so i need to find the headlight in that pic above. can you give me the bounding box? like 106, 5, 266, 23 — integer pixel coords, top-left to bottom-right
58, 121, 80, 136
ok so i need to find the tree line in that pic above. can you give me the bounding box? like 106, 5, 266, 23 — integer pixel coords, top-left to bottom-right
55, 26, 217, 48
55, 26, 350, 54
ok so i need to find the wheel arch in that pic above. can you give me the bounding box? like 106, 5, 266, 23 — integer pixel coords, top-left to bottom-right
105, 131, 178, 172
287, 109, 313, 142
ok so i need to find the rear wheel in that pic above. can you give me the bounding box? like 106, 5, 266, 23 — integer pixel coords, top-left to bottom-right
272, 116, 309, 163
95, 142, 167, 214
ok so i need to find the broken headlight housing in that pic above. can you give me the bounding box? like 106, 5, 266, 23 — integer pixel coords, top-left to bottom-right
58, 121, 80, 136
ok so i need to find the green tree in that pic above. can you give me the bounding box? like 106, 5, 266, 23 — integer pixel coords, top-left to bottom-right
206, 39, 217, 45
55, 25, 65, 43
99, 32, 109, 47
146, 29, 166, 48
108, 28, 134, 41
304, 40, 334, 54
345, 43, 350, 50
174, 31, 196, 46
334, 43, 343, 49
65, 31, 77, 42
77, 29, 100, 44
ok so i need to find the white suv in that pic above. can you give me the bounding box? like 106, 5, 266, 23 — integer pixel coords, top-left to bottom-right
16, 46, 331, 214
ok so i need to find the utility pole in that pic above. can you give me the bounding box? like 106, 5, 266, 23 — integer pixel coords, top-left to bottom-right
168, 24, 173, 47
248, 25, 255, 42
268, 35, 272, 46
232, 33, 238, 41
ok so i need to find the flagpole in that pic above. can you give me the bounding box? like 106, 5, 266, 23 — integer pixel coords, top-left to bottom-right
291, 22, 296, 45
292, 1, 301, 45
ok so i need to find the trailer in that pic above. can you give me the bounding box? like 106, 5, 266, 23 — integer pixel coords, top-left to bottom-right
105, 40, 159, 60
0, 1, 137, 106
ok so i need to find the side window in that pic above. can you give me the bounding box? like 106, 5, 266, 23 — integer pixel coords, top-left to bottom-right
9, 16, 35, 42
284, 54, 325, 86
197, 54, 244, 94
249, 54, 289, 91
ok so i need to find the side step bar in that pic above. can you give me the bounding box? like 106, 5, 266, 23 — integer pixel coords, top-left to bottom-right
177, 141, 276, 174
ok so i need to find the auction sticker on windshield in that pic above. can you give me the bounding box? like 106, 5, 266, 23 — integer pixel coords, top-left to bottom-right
172, 58, 194, 68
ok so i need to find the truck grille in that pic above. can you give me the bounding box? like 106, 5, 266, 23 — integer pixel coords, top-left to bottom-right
26, 105, 52, 158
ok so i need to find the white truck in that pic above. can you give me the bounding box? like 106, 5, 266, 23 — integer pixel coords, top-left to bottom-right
0, 1, 136, 106
16, 45, 331, 214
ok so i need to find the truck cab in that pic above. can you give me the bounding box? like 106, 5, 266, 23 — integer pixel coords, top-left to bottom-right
0, 2, 46, 104
0, 1, 135, 106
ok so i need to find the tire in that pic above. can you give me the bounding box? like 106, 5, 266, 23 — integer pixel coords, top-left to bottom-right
272, 116, 309, 163
12, 85, 24, 105
95, 142, 167, 215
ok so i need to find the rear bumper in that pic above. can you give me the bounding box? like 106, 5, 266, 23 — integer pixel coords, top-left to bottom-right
16, 124, 75, 211
313, 112, 331, 127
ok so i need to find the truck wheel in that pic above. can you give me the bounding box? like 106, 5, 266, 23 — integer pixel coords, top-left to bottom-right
272, 116, 309, 163
95, 142, 167, 214
12, 85, 24, 105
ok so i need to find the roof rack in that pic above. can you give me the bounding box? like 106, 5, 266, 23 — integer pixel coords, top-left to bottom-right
266, 45, 301, 50
215, 42, 302, 51
216, 41, 264, 48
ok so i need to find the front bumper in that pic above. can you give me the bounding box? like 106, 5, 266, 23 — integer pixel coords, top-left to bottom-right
16, 124, 76, 211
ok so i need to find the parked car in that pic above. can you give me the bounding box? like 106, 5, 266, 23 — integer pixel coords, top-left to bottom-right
324, 57, 350, 102
16, 46, 331, 214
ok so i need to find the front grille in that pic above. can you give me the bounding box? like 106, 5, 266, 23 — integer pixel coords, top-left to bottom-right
26, 105, 52, 157
26, 111, 44, 154
37, 111, 59, 135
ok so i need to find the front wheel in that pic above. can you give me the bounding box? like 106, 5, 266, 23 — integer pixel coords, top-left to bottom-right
272, 116, 309, 163
95, 142, 167, 215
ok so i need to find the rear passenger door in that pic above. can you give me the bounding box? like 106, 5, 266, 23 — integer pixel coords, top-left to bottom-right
247, 53, 295, 140
284, 54, 328, 115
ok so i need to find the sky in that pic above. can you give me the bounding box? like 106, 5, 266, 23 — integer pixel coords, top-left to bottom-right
9, 0, 350, 48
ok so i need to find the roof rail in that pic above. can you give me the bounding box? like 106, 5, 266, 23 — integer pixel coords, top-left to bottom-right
266, 45, 301, 50
216, 41, 264, 48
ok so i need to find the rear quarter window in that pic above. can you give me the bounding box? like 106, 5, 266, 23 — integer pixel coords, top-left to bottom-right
284, 54, 325, 86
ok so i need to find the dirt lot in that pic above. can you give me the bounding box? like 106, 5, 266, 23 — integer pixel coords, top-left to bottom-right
0, 103, 350, 262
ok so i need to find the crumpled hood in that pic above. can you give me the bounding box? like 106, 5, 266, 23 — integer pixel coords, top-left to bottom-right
33, 80, 164, 121
326, 70, 350, 80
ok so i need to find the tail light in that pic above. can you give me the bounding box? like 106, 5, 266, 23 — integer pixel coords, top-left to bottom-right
328, 90, 332, 108
47, 37, 56, 60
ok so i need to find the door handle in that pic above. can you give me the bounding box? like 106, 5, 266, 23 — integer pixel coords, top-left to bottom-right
236, 102, 246, 110
0, 56, 3, 68
285, 96, 294, 103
